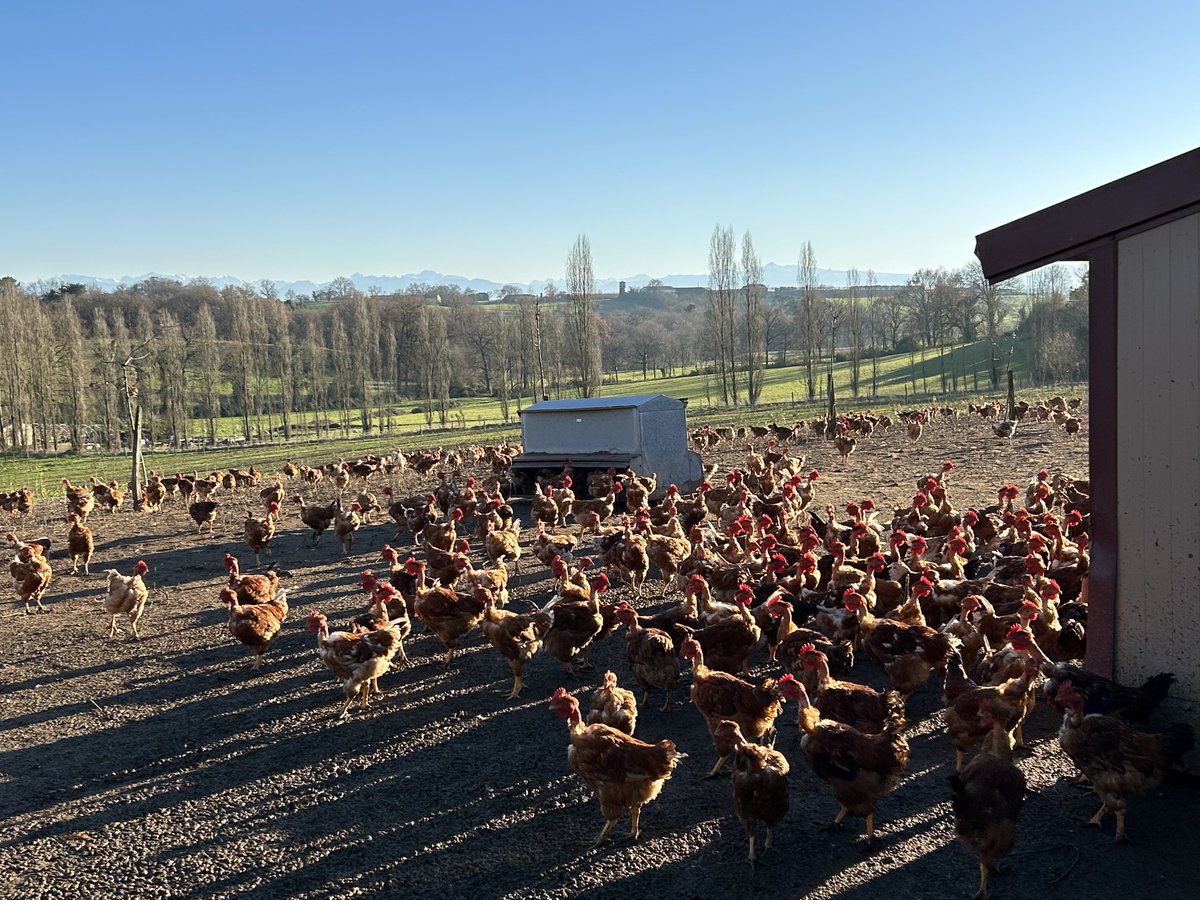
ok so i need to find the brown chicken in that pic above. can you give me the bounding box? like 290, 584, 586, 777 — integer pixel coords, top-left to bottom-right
944, 641, 1043, 771
588, 670, 639, 735
189, 498, 220, 534
103, 560, 150, 639
293, 494, 337, 544
410, 559, 487, 667
644, 531, 692, 586
484, 517, 522, 568
11, 543, 52, 613
847, 591, 957, 698
690, 589, 761, 675
465, 557, 511, 609
1055, 681, 1194, 842
549, 688, 683, 847
333, 501, 363, 554
349, 580, 412, 667
223, 553, 279, 605
531, 485, 560, 528
796, 681, 910, 844
681, 636, 802, 777
306, 610, 403, 718
479, 587, 552, 698
244, 501, 279, 565
220, 585, 288, 670
717, 719, 791, 866
542, 573, 610, 674
67, 513, 94, 575
800, 644, 906, 734
532, 521, 578, 569
615, 603, 680, 712
948, 709, 1026, 900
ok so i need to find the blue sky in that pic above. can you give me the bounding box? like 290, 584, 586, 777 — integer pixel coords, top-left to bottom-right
4, 1, 1199, 285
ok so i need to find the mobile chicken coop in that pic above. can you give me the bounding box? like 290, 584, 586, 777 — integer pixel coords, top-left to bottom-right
509, 394, 703, 497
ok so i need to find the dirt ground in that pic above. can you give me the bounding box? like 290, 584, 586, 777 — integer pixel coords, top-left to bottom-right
1, 408, 1195, 900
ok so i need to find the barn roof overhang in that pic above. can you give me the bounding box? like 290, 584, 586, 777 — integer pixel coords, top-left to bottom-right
975, 146, 1200, 283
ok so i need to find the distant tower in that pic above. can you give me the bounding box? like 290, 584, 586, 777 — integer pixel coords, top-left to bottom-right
619, 281, 626, 296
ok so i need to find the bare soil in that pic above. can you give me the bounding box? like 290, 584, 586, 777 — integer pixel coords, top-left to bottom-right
1, 411, 1194, 899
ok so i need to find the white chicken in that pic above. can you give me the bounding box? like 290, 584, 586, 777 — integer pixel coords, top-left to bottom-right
103, 560, 151, 639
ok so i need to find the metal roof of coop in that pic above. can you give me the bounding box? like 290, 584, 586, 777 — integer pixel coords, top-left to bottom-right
521, 394, 683, 413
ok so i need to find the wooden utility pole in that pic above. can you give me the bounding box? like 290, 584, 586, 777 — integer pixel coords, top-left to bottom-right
827, 372, 836, 437
535, 293, 547, 401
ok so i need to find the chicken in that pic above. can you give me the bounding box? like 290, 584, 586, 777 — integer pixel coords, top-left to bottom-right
425, 507, 463, 552
690, 588, 761, 675
602, 522, 650, 597
479, 587, 552, 698
1042, 663, 1175, 721
570, 484, 621, 529
770, 597, 855, 698
484, 517, 522, 569
67, 513, 94, 575
944, 648, 1042, 772
532, 521, 578, 568
244, 501, 279, 566
1055, 680, 1194, 842
587, 467, 618, 499
306, 610, 403, 718
992, 419, 1017, 439
834, 431, 857, 461
189, 498, 219, 534
11, 544, 52, 614
531, 485, 560, 528
333, 501, 363, 555
716, 719, 790, 866
63, 478, 95, 521
219, 585, 288, 670
795, 681, 910, 845
350, 580, 412, 667
549, 688, 683, 847
223, 553, 279, 605
464, 557, 511, 609
846, 591, 957, 698
614, 603, 680, 712
680, 636, 802, 777
800, 643, 906, 735
948, 709, 1026, 900
410, 559, 487, 667
103, 560, 150, 639
644, 532, 692, 586
542, 573, 610, 675
588, 670, 639, 735
293, 494, 337, 544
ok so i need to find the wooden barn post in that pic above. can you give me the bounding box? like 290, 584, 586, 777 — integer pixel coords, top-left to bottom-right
827, 372, 836, 437
1007, 369, 1015, 418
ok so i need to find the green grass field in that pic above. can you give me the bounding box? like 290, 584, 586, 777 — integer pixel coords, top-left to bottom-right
0, 338, 1081, 494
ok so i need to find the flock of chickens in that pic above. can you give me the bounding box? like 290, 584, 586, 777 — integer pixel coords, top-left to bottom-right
6, 406, 1195, 898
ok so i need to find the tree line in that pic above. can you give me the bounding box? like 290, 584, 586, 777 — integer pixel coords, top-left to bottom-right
0, 238, 1082, 453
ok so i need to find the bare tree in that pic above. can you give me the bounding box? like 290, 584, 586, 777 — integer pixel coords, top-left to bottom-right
565, 235, 601, 397
707, 225, 740, 404
741, 230, 764, 407
761, 301, 791, 367
846, 268, 864, 397
797, 241, 819, 399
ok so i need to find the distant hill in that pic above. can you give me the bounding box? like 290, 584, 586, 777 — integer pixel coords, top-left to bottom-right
37, 263, 912, 297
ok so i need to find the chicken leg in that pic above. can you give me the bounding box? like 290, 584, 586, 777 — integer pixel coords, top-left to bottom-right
591, 817, 618, 848
974, 859, 989, 899
508, 674, 525, 700
702, 754, 730, 779
629, 805, 642, 841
